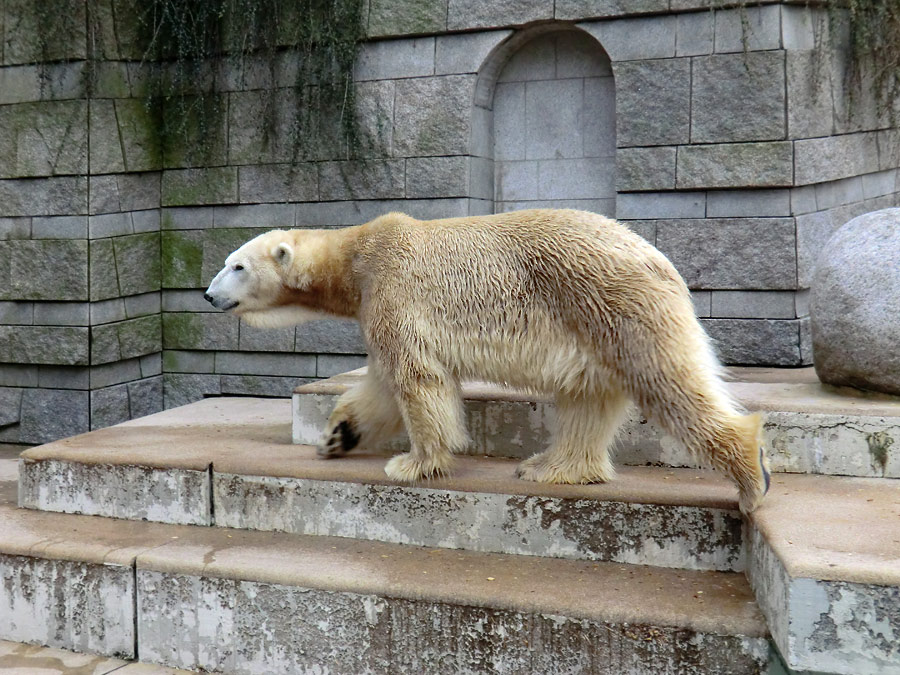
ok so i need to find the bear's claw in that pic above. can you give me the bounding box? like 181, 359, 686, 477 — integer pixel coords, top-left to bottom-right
316, 420, 360, 459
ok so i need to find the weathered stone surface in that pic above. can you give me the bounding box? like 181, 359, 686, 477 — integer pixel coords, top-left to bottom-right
0, 176, 86, 217
675, 10, 713, 56
123, 292, 161, 319
616, 147, 676, 191
368, 0, 447, 37
89, 239, 120, 302
447, 0, 551, 30
19, 389, 89, 443
238, 164, 317, 204
579, 16, 677, 61
1, 240, 88, 302
392, 76, 474, 157
88, 100, 125, 174
2, 0, 87, 64
33, 302, 89, 326
811, 209, 900, 395
161, 167, 238, 207
213, 204, 294, 229
237, 323, 295, 352
90, 359, 141, 390
614, 59, 690, 146
136, 569, 767, 674
711, 291, 797, 320
215, 352, 316, 378
113, 99, 163, 172
220, 375, 310, 398
706, 189, 792, 218
656, 218, 797, 289
0, 101, 87, 178
794, 132, 880, 186
0, 554, 133, 657
127, 376, 164, 419
163, 350, 216, 374
702, 318, 805, 367
117, 315, 162, 362
691, 52, 786, 143
19, 458, 210, 525
676, 142, 794, 189
317, 354, 368, 377
787, 50, 834, 140
351, 80, 396, 160
90, 384, 130, 430
114, 233, 161, 296
713, 5, 781, 53
227, 90, 295, 165
556, 0, 667, 20
0, 326, 88, 366
163, 373, 221, 409
163, 313, 239, 351
161, 230, 204, 289
435, 31, 511, 75
354, 38, 435, 81
31, 215, 87, 239
406, 156, 469, 199
0, 388, 22, 427
215, 473, 744, 571
617, 192, 705, 219
89, 324, 121, 364
318, 160, 405, 201
295, 319, 367, 354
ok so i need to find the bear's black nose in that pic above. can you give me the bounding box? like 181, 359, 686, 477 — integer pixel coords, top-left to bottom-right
203, 293, 214, 304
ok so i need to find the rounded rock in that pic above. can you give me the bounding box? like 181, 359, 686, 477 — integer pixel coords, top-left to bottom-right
810, 208, 900, 395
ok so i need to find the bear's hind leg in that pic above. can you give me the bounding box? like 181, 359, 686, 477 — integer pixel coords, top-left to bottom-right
517, 386, 630, 484
317, 369, 403, 458
384, 371, 467, 481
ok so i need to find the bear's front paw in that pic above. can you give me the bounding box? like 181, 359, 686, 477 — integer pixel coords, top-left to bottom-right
516, 453, 614, 484
384, 452, 453, 482
316, 420, 360, 459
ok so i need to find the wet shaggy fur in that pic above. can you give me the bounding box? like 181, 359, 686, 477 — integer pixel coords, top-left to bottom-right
205, 209, 771, 513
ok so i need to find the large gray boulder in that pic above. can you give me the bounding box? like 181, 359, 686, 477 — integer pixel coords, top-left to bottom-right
811, 208, 900, 395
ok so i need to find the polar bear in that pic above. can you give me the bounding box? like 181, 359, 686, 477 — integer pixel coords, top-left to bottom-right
205, 209, 770, 513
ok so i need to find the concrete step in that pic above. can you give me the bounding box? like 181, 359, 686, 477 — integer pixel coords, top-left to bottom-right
293, 367, 900, 478
0, 477, 770, 674
0, 639, 195, 674
20, 398, 745, 572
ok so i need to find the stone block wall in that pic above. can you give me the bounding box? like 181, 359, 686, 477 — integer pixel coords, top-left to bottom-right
1, 0, 898, 443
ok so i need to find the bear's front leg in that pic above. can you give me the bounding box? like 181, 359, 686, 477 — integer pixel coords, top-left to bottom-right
383, 371, 468, 481
316, 371, 403, 458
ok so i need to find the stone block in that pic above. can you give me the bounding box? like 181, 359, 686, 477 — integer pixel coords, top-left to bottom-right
89, 175, 120, 215
124, 292, 161, 319
675, 11, 713, 56
238, 323, 296, 352
676, 142, 793, 189
0, 388, 22, 426
90, 383, 130, 430
161, 167, 238, 207
578, 16, 676, 61
616, 192, 705, 220
113, 99, 163, 172
790, 185, 818, 216
702, 318, 803, 366
0, 176, 86, 217
2, 240, 88, 301
37, 365, 90, 390
711, 291, 798, 319
796, 211, 838, 288
786, 50, 834, 140
583, 77, 616, 158
89, 239, 119, 302
0, 101, 88, 178
706, 189, 792, 218
714, 5, 781, 53
90, 298, 126, 325
351, 80, 396, 160
393, 76, 475, 157
406, 156, 469, 199
616, 147, 676, 191
31, 215, 87, 239
220, 374, 309, 397
814, 176, 864, 211
19, 388, 89, 443
862, 170, 898, 199
469, 157, 493, 201
317, 354, 368, 377
163, 373, 221, 409
614, 59, 690, 146
295, 319, 367, 354
91, 61, 130, 98
656, 218, 797, 290
114, 233, 162, 296
88, 100, 126, 173
781, 5, 819, 50
436, 31, 512, 75
227, 90, 295, 165
878, 129, 900, 172
128, 376, 163, 418
368, 0, 447, 37
215, 352, 316, 378
556, 0, 667, 20
3, 0, 87, 64
161, 230, 204, 289
90, 323, 121, 364
690, 291, 711, 317
131, 209, 161, 234
447, 0, 551, 30
493, 82, 525, 161
89, 212, 132, 239
238, 164, 318, 204
0, 364, 38, 387
355, 38, 435, 81
33, 302, 90, 326
163, 350, 215, 374
524, 79, 585, 160
0, 217, 31, 239
0, 301, 32, 324
319, 160, 406, 201
118, 174, 161, 212
495, 162, 537, 201
116, 315, 162, 362
0, 65, 42, 105
537, 158, 614, 199
691, 52, 785, 143
794, 133, 880, 185
161, 289, 210, 313
140, 352, 162, 378
163, 313, 239, 351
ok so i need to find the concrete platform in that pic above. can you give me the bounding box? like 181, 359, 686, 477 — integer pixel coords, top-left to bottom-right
293, 368, 900, 478
0, 471, 769, 673
0, 639, 194, 674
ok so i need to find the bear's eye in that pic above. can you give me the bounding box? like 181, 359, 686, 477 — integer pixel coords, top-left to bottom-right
233, 264, 244, 272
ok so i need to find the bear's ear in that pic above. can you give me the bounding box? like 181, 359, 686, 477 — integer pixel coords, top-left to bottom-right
273, 242, 293, 267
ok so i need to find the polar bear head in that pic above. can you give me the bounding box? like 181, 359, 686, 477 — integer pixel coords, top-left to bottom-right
204, 229, 332, 328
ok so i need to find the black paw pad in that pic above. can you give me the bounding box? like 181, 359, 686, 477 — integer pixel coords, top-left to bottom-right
338, 420, 360, 452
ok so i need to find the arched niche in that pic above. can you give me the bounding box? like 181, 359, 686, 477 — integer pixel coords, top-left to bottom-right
470, 25, 615, 217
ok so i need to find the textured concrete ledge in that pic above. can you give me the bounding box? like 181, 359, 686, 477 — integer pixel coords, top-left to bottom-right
294, 368, 900, 477
0, 640, 197, 674
748, 473, 900, 674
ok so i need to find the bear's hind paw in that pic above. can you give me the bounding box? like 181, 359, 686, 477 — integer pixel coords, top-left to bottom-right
384, 452, 453, 482
316, 420, 360, 459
